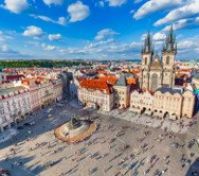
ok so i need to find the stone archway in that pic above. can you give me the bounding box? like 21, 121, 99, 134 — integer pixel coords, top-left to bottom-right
151, 73, 158, 92
141, 107, 146, 114
163, 112, 170, 119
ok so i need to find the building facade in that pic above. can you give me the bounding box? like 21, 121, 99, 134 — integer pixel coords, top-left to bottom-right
113, 74, 131, 108
130, 88, 195, 119
77, 79, 114, 111
0, 87, 32, 132
0, 79, 64, 132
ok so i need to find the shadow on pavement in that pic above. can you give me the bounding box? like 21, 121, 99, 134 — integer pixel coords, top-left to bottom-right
0, 102, 96, 150
0, 104, 71, 150
0, 155, 46, 176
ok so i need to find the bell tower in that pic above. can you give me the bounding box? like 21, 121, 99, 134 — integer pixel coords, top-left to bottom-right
141, 32, 153, 90
141, 32, 153, 69
162, 26, 177, 87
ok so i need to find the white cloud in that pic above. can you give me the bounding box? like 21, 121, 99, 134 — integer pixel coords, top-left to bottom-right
48, 34, 62, 41
177, 37, 199, 51
41, 43, 56, 51
0, 44, 9, 52
30, 14, 67, 26
107, 0, 127, 7
153, 32, 166, 41
43, 0, 63, 6
30, 15, 54, 23
175, 36, 199, 56
0, 31, 4, 42
98, 1, 105, 7
60, 34, 141, 57
23, 26, 43, 37
57, 17, 67, 25
67, 1, 90, 22
95, 28, 119, 41
196, 17, 199, 23
155, 0, 199, 26
133, 0, 182, 20
0, 31, 13, 42
134, 0, 143, 4
178, 40, 196, 49
163, 16, 199, 31
0, 44, 19, 55
1, 0, 28, 14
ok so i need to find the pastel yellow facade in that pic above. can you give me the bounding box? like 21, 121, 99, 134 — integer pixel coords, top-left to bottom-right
130, 89, 195, 119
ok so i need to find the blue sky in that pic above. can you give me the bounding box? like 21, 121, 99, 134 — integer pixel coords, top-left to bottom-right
0, 0, 199, 60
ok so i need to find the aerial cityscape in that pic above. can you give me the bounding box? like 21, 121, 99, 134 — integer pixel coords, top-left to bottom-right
0, 0, 199, 176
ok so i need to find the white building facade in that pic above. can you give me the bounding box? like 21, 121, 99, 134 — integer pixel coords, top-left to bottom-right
0, 79, 64, 132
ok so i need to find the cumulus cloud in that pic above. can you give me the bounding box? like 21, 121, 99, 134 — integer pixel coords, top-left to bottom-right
1, 0, 28, 14
153, 32, 166, 41
67, 1, 90, 22
30, 14, 67, 26
61, 40, 141, 56
23, 26, 43, 37
155, 0, 199, 26
60, 30, 141, 58
42, 0, 63, 6
133, 0, 182, 20
57, 17, 67, 25
48, 34, 62, 41
95, 28, 119, 41
41, 43, 56, 51
107, 0, 127, 7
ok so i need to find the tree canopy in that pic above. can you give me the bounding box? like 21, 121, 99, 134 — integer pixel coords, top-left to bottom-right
0, 60, 90, 68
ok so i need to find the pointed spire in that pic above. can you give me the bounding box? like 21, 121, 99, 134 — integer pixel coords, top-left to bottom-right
162, 25, 177, 54
142, 32, 153, 54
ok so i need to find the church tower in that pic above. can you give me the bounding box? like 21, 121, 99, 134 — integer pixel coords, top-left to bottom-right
162, 26, 177, 87
141, 32, 154, 90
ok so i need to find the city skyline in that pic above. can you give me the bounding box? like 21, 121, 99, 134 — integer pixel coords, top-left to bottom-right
0, 0, 199, 60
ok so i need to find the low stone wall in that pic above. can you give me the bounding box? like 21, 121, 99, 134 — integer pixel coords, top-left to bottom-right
54, 123, 97, 143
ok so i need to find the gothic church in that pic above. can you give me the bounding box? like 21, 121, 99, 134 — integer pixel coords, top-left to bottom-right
140, 27, 177, 92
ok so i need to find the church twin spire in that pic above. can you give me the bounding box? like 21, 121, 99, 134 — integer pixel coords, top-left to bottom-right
142, 26, 177, 55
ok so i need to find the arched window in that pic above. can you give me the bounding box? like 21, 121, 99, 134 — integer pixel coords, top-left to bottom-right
144, 57, 147, 65
166, 56, 170, 65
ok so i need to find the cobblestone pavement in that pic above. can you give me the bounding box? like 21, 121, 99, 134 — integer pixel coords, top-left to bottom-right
0, 100, 198, 176
99, 108, 194, 134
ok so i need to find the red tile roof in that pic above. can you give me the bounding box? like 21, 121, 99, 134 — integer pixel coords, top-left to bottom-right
79, 78, 113, 94
79, 73, 138, 94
